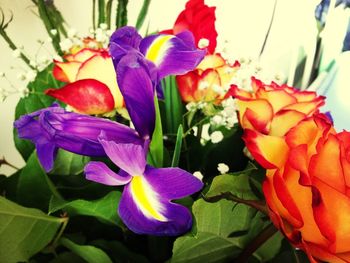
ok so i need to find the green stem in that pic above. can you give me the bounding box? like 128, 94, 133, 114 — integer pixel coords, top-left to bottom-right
106, 0, 113, 29
236, 224, 277, 263
36, 0, 62, 55
0, 30, 34, 69
203, 192, 268, 214
51, 215, 69, 248
135, 0, 151, 30
116, 0, 128, 28
0, 157, 20, 170
98, 0, 106, 25
92, 0, 96, 30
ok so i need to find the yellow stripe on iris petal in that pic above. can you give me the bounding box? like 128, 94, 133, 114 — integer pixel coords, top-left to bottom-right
130, 175, 167, 222
145, 35, 173, 65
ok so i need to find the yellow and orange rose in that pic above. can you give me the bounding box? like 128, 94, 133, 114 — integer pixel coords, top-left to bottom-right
259, 113, 350, 263
46, 47, 123, 115
177, 53, 240, 103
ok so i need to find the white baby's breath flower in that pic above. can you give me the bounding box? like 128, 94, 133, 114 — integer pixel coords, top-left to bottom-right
12, 49, 21, 58
18, 86, 29, 98
211, 115, 223, 126
210, 131, 224, 143
53, 54, 63, 62
198, 38, 209, 49
60, 38, 74, 52
16, 73, 26, 81
193, 171, 203, 181
185, 102, 197, 111
99, 23, 108, 30
217, 163, 229, 174
50, 29, 58, 36
0, 72, 5, 78
26, 70, 37, 82
67, 28, 77, 38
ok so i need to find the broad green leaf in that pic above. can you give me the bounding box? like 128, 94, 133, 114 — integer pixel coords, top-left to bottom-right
206, 174, 258, 200
50, 252, 86, 263
193, 199, 254, 240
0, 196, 65, 263
148, 96, 163, 167
254, 231, 283, 262
171, 125, 183, 167
163, 75, 183, 134
98, 0, 106, 24
135, 0, 151, 30
171, 232, 238, 263
50, 149, 90, 176
49, 191, 123, 227
59, 237, 113, 263
17, 152, 61, 211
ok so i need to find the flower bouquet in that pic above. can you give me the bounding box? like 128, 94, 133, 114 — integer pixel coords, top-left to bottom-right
1, 1, 350, 262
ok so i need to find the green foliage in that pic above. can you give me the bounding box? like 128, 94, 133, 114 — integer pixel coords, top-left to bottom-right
148, 96, 164, 167
59, 237, 113, 263
171, 125, 183, 167
17, 152, 61, 211
0, 196, 65, 263
116, 0, 128, 28
135, 0, 152, 30
49, 191, 123, 228
50, 150, 90, 176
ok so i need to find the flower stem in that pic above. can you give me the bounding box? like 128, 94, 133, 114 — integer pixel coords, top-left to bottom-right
203, 192, 268, 214
0, 30, 34, 69
236, 224, 277, 263
0, 157, 20, 170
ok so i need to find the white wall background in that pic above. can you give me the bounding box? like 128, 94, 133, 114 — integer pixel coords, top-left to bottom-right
0, 0, 322, 175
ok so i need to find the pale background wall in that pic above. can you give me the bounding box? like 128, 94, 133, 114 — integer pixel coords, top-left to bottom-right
0, 0, 321, 175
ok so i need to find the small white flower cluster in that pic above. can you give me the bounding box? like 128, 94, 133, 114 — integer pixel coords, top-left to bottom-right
59, 24, 113, 52
228, 57, 284, 92
0, 72, 29, 100
185, 101, 208, 112
210, 97, 238, 129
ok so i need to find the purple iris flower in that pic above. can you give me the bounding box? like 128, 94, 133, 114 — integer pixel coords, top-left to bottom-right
109, 26, 206, 96
84, 52, 203, 235
14, 27, 204, 236
14, 103, 141, 171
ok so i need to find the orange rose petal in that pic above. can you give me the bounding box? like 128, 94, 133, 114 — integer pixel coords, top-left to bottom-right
196, 53, 225, 71
199, 68, 221, 101
53, 61, 82, 83
251, 77, 264, 93
283, 98, 325, 116
243, 129, 288, 169
293, 90, 318, 102
312, 179, 350, 253
73, 48, 102, 62
338, 132, 350, 190
269, 110, 306, 137
226, 84, 253, 100
216, 64, 238, 87
176, 71, 199, 102
305, 243, 348, 263
237, 99, 273, 133
256, 89, 297, 113
309, 134, 346, 193
45, 79, 115, 115
76, 52, 123, 108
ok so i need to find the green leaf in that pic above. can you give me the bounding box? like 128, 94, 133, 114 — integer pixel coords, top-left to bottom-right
171, 232, 238, 263
171, 125, 183, 167
49, 191, 123, 227
116, 0, 128, 28
49, 252, 86, 263
148, 96, 163, 167
49, 149, 90, 176
135, 0, 151, 30
0, 196, 65, 263
17, 152, 61, 211
193, 199, 254, 240
59, 237, 113, 263
163, 75, 183, 134
206, 174, 258, 200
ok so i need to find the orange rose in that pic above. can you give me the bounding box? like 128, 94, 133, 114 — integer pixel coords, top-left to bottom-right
230, 78, 325, 168
177, 53, 239, 103
260, 113, 350, 263
46, 48, 123, 115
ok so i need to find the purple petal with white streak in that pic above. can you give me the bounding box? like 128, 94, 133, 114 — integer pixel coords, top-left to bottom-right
118, 182, 193, 236
139, 32, 205, 79
85, 161, 131, 186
